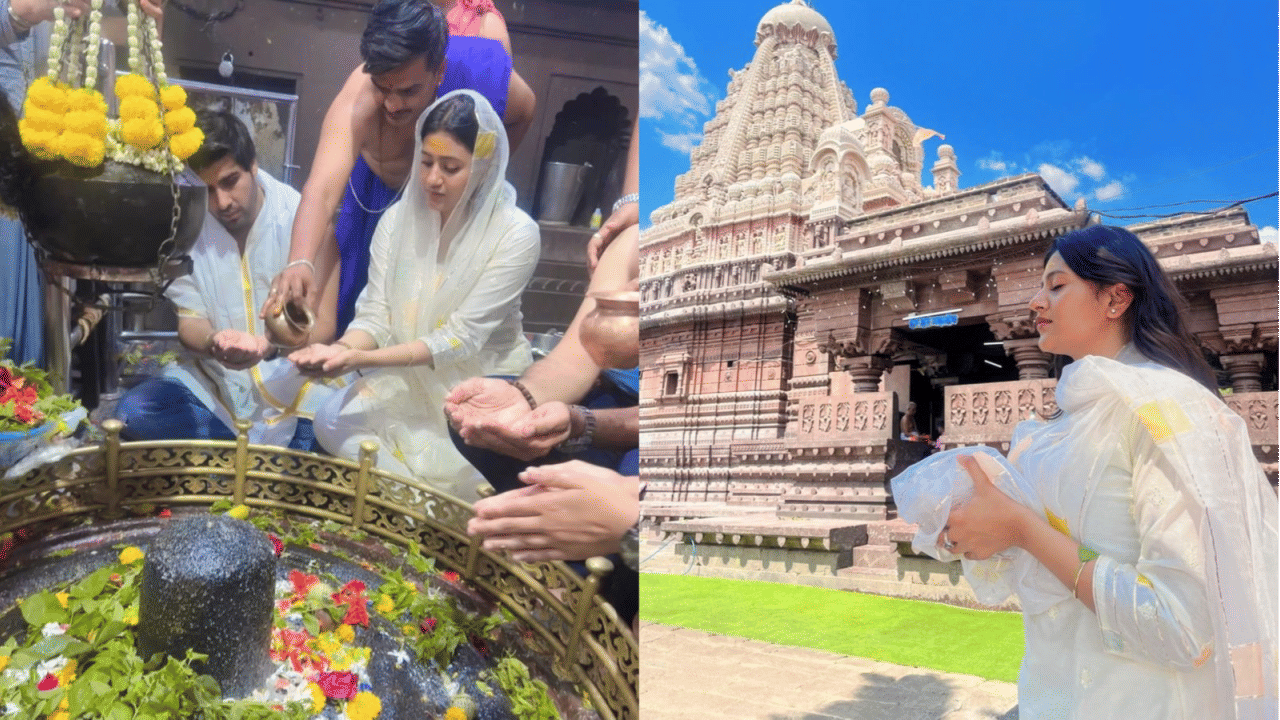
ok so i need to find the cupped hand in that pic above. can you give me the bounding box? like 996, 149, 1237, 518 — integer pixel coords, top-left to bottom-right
466, 460, 638, 562
444, 376, 532, 432
210, 330, 270, 370
288, 342, 360, 377
471, 400, 572, 461
939, 454, 1035, 561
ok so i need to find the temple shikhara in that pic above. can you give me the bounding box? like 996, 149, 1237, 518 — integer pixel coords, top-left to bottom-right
639, 0, 1277, 593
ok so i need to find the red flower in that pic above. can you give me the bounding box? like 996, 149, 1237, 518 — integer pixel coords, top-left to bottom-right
331, 579, 366, 606
12, 402, 42, 425
158, 508, 171, 518
37, 673, 58, 691
420, 616, 437, 634
0, 365, 13, 388
315, 671, 359, 700
268, 534, 283, 556
289, 570, 319, 596
342, 600, 369, 627
440, 571, 460, 584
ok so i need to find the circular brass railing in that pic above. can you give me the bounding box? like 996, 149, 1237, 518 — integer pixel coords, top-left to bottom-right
0, 419, 637, 719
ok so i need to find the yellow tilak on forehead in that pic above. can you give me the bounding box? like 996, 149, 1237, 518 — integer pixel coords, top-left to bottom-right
473, 131, 496, 160
425, 135, 451, 154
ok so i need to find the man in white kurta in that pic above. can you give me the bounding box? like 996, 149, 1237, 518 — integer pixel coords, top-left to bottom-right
115, 110, 331, 448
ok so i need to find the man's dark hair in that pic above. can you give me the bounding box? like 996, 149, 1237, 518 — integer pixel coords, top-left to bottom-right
361, 0, 448, 76
188, 109, 255, 173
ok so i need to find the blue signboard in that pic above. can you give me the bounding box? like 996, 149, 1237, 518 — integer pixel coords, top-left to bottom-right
908, 313, 959, 330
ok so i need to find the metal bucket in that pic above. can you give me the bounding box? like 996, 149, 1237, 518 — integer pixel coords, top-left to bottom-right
537, 161, 591, 224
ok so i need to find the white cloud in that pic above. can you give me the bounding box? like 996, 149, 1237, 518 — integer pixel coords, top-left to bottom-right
1038, 163, 1080, 198
1260, 226, 1277, 244
658, 131, 702, 154
1094, 180, 1125, 201
1075, 156, 1106, 181
640, 12, 712, 125
977, 155, 1008, 172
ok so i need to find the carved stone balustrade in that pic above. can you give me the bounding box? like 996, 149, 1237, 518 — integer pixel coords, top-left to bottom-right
1223, 391, 1279, 484
939, 379, 1057, 450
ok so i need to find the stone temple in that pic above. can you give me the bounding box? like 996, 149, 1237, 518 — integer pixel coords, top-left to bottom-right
638, 0, 1277, 596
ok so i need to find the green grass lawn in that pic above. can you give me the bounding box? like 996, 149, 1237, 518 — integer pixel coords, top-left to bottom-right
642, 573, 1025, 683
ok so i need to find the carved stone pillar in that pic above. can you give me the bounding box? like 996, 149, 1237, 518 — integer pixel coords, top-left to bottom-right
1220, 353, 1266, 393
1004, 338, 1054, 380
845, 356, 893, 393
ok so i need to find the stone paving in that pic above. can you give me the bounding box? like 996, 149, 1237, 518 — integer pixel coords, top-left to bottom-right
640, 621, 1018, 720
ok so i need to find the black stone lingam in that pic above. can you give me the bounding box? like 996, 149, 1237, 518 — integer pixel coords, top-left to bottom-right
135, 515, 276, 698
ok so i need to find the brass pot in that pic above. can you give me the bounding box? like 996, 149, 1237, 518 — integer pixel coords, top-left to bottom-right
579, 289, 638, 370
263, 298, 314, 349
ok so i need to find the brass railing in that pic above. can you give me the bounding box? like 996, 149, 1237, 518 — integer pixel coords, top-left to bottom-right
0, 419, 637, 719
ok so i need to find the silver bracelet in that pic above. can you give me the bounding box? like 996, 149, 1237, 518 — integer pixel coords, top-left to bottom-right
284, 259, 315, 275
611, 193, 638, 215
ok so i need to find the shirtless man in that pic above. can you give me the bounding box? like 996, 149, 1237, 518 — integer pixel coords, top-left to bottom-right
265, 0, 535, 328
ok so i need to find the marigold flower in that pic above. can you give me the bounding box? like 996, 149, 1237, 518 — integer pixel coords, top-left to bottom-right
0, 655, 9, 672
374, 595, 395, 614
227, 504, 250, 520
337, 624, 355, 643
169, 127, 204, 161
346, 691, 382, 720
119, 95, 159, 122
444, 708, 467, 720
121, 118, 164, 149
56, 659, 76, 685
49, 712, 69, 720
21, 106, 63, 133
160, 83, 188, 111
307, 682, 326, 713
27, 78, 68, 113
123, 612, 138, 626
118, 546, 144, 565
66, 88, 106, 113
55, 592, 69, 609
57, 132, 105, 168
64, 110, 107, 139
114, 73, 156, 100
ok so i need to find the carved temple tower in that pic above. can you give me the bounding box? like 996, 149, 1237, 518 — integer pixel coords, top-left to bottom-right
641, 0, 1278, 525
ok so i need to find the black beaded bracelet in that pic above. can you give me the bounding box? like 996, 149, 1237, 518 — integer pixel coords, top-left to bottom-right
507, 378, 537, 410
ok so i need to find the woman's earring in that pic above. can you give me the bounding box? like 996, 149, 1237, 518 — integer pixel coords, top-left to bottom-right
1109, 308, 1117, 315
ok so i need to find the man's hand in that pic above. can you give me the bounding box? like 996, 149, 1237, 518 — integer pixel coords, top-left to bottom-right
210, 330, 271, 370
444, 376, 532, 431
288, 342, 361, 377
262, 263, 316, 319
480, 401, 575, 461
11, 0, 89, 24
138, 0, 162, 20
467, 461, 639, 562
587, 202, 638, 275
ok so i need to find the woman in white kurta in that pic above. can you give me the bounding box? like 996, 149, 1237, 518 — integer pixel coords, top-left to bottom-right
930, 225, 1276, 720
295, 90, 538, 503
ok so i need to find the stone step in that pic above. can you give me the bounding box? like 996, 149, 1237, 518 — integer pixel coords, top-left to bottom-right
852, 543, 899, 570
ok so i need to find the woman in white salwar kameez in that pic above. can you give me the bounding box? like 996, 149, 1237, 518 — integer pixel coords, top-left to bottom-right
293, 90, 537, 504
933, 225, 1277, 720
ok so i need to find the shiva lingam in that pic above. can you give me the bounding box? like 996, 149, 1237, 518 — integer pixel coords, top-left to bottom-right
578, 289, 639, 370
263, 297, 315, 350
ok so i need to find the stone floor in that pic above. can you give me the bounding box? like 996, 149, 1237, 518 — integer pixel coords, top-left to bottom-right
640, 621, 1019, 720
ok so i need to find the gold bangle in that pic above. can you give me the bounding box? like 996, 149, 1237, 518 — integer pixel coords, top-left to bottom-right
1072, 559, 1089, 599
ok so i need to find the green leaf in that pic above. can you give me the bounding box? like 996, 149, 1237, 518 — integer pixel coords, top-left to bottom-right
302, 612, 320, 637
19, 592, 61, 627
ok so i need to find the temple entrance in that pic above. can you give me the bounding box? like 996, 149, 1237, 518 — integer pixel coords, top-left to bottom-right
897, 321, 1019, 440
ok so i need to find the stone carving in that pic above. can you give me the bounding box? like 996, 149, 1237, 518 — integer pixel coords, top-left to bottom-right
872, 399, 888, 430
1042, 386, 1058, 417
818, 403, 832, 432
836, 402, 849, 431
683, 274, 697, 292
994, 391, 1012, 425
805, 349, 817, 365
972, 392, 989, 425
801, 404, 815, 434
1018, 388, 1036, 420
1249, 399, 1269, 431
853, 401, 869, 430
951, 393, 967, 427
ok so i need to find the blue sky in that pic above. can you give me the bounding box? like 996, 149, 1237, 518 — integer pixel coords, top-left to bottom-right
640, 1, 1278, 241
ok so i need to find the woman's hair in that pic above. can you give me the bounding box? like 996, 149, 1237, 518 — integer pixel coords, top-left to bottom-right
420, 93, 480, 152
361, 0, 448, 76
188, 109, 255, 174
1047, 225, 1219, 392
